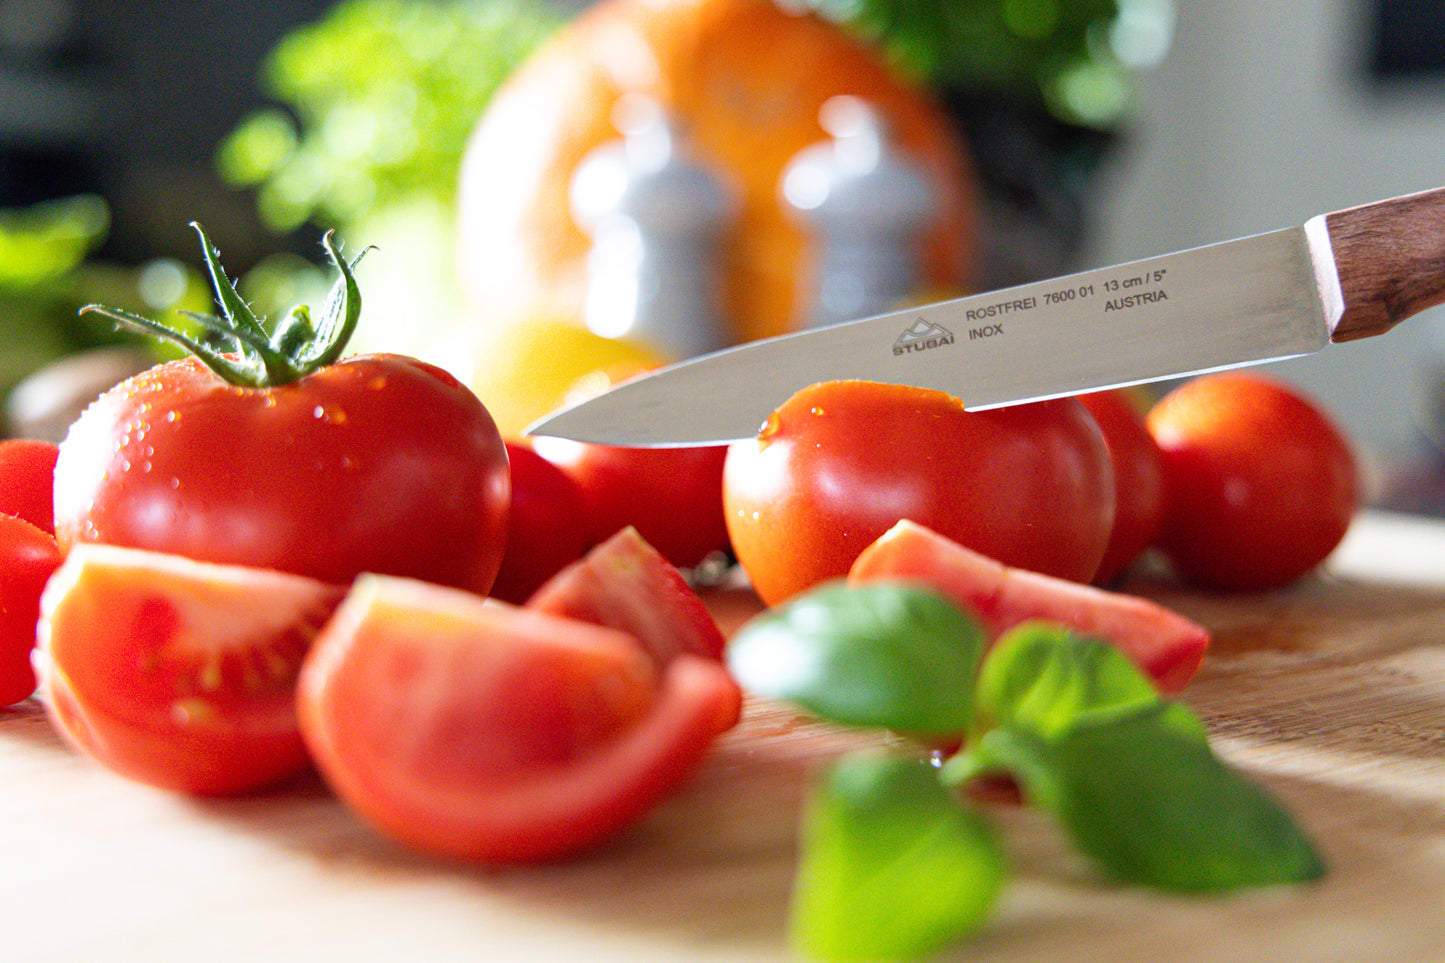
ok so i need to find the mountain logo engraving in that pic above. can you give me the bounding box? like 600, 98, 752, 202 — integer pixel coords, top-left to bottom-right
893, 318, 956, 356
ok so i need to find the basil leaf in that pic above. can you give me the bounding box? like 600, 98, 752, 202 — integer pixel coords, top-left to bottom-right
975, 621, 1178, 740
791, 751, 1006, 962
969, 709, 1326, 892
727, 581, 984, 735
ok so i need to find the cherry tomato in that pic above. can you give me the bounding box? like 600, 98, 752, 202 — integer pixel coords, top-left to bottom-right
489, 442, 592, 604
723, 381, 1115, 607
531, 437, 729, 569
1078, 390, 1167, 585
53, 353, 510, 594
0, 513, 62, 705
1146, 372, 1358, 591
36, 543, 345, 794
297, 574, 742, 863
0, 438, 60, 535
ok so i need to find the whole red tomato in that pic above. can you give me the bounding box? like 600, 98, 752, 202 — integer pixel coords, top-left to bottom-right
53, 354, 510, 594
489, 442, 592, 604
531, 437, 729, 569
723, 380, 1115, 607
1146, 372, 1358, 591
0, 513, 62, 705
0, 439, 60, 534
53, 226, 510, 595
1078, 390, 1167, 585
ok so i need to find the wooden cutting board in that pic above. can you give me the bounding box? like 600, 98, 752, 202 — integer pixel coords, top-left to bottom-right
4, 512, 1445, 963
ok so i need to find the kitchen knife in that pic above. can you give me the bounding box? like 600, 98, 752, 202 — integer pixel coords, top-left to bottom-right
526, 186, 1445, 446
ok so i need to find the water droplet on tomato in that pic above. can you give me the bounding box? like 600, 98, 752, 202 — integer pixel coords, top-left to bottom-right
758, 411, 783, 441
313, 403, 347, 425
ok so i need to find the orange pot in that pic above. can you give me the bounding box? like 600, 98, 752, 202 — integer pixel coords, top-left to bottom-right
455, 0, 981, 346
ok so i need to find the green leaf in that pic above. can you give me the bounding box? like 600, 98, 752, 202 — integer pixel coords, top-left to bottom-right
974, 621, 1187, 740
968, 711, 1327, 892
791, 751, 1006, 962
727, 581, 984, 736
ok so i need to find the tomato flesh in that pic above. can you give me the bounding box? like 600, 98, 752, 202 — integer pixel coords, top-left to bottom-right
527, 526, 727, 666
848, 520, 1209, 694
297, 574, 742, 863
37, 544, 345, 795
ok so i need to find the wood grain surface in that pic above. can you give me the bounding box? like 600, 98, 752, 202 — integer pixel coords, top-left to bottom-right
4, 511, 1444, 963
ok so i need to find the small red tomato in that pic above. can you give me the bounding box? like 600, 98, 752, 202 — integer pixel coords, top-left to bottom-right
489, 443, 593, 604
36, 543, 345, 793
1078, 390, 1167, 584
0, 513, 63, 705
1146, 372, 1358, 591
0, 438, 60, 535
531, 437, 729, 569
297, 574, 742, 863
723, 381, 1115, 607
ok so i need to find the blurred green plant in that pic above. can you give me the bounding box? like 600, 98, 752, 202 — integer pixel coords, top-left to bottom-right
216, 0, 560, 236
803, 0, 1175, 128
0, 196, 209, 401
215, 0, 560, 359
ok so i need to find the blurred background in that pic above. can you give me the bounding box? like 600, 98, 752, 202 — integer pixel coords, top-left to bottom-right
2, 0, 1443, 512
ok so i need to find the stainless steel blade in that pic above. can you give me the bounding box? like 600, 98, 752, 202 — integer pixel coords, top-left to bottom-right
527, 224, 1336, 446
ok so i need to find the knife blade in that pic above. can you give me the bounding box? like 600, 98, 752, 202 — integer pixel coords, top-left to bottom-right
526, 186, 1445, 446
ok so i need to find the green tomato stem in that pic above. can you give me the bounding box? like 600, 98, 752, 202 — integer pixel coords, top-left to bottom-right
79, 223, 368, 389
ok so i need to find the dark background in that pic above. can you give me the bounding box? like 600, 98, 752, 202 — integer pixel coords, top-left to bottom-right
0, 0, 333, 262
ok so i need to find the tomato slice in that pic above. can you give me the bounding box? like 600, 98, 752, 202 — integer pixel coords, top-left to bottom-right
37, 544, 346, 795
297, 574, 742, 864
848, 520, 1210, 694
526, 526, 728, 666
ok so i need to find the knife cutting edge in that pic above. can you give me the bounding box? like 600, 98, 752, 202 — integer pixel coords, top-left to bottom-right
525, 186, 1445, 447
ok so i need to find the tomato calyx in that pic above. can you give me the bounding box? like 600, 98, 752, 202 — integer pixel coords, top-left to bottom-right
80, 223, 369, 388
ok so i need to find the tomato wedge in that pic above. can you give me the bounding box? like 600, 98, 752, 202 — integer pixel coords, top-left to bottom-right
848, 520, 1210, 694
527, 526, 727, 666
37, 544, 345, 795
297, 574, 742, 863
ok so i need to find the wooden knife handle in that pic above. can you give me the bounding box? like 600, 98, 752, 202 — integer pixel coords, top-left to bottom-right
1327, 186, 1445, 342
